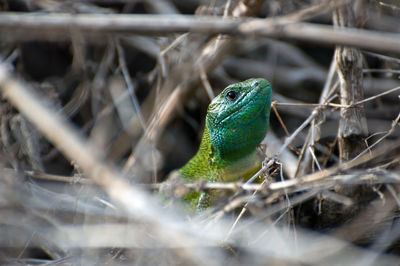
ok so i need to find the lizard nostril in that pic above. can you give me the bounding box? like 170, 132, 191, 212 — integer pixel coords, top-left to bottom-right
226, 91, 237, 101
254, 82, 260, 87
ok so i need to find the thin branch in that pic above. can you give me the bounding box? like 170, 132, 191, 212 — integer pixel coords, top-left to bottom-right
353, 86, 400, 105
350, 112, 400, 163
24, 166, 400, 195
115, 38, 147, 131
199, 64, 215, 100
275, 102, 349, 108
148, 168, 400, 195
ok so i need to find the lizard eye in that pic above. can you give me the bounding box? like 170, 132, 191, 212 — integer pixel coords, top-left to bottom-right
226, 90, 237, 101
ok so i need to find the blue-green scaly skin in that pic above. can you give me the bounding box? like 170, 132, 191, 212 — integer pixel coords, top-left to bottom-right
175, 78, 272, 208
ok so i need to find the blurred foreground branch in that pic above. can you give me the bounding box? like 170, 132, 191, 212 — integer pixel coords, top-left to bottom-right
0, 63, 215, 264
0, 13, 400, 53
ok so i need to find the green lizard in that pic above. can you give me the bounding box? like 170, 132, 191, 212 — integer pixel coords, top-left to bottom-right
168, 78, 272, 210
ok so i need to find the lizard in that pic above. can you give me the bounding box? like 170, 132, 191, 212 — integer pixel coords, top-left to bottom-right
166, 78, 272, 210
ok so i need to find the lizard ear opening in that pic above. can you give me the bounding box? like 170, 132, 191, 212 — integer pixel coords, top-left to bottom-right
226, 90, 237, 101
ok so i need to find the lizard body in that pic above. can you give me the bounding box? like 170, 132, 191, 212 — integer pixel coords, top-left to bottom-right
169, 78, 272, 209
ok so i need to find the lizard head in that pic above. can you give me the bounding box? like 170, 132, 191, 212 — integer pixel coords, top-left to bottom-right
206, 78, 272, 161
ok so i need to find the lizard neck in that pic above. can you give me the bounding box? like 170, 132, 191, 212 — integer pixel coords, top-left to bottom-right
179, 126, 261, 182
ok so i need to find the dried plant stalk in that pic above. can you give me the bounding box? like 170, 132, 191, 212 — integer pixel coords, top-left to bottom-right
334, 3, 368, 161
